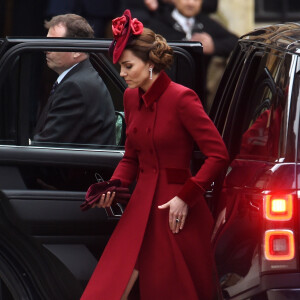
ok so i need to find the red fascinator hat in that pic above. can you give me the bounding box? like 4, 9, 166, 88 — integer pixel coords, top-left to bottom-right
109, 9, 144, 63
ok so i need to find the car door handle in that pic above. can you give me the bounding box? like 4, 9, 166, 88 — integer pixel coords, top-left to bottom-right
105, 203, 125, 218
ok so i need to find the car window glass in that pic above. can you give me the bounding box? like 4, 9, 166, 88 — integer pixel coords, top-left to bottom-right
224, 50, 291, 162
0, 50, 125, 149
0, 55, 19, 145
294, 72, 300, 162
211, 43, 247, 127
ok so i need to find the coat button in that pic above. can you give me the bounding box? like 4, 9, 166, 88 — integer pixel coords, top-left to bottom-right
133, 127, 137, 133
153, 168, 157, 174
150, 149, 153, 154
146, 128, 151, 134
140, 168, 144, 173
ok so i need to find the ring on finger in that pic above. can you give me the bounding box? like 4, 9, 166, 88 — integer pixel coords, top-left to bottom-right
175, 218, 180, 223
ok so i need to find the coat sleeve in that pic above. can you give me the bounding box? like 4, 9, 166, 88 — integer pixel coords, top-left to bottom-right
110, 90, 139, 187
176, 89, 229, 207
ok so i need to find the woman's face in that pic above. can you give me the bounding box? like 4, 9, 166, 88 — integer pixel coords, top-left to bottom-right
119, 49, 153, 91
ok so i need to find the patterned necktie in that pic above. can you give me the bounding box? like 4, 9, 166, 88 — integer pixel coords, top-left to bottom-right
186, 19, 193, 40
50, 81, 59, 95
186, 19, 191, 30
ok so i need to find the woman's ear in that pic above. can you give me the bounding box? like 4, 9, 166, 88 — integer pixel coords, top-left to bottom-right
147, 60, 154, 69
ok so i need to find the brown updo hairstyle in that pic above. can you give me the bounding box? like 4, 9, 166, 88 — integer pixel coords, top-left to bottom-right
125, 28, 173, 73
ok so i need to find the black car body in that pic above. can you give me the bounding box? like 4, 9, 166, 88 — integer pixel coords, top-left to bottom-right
0, 37, 206, 299
212, 22, 300, 300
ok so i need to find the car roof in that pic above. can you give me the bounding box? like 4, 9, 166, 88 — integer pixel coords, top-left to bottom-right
240, 22, 300, 54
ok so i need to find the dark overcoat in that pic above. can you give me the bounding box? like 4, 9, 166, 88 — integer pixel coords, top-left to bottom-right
81, 71, 229, 299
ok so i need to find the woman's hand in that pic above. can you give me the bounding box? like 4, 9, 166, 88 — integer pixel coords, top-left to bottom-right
92, 191, 116, 208
158, 196, 188, 234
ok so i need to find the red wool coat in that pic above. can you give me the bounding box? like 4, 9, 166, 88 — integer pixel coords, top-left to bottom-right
81, 71, 229, 300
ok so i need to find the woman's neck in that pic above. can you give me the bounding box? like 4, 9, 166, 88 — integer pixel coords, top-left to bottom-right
140, 72, 160, 92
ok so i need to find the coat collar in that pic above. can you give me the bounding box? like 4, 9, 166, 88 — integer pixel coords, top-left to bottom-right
139, 71, 171, 108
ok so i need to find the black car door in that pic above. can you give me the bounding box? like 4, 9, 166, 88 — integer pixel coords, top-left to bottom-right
0, 38, 203, 299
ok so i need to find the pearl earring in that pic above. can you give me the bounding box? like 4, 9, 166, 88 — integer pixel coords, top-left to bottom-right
149, 67, 153, 80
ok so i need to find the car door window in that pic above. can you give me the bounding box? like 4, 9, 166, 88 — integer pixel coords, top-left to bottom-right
0, 49, 125, 149
223, 49, 292, 162
0, 49, 123, 192
0, 43, 200, 150
0, 55, 19, 145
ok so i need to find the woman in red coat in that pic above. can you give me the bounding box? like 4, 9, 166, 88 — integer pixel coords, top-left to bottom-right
81, 9, 229, 300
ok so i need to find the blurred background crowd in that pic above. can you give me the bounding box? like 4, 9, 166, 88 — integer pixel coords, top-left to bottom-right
2, 0, 300, 41
1, 0, 299, 108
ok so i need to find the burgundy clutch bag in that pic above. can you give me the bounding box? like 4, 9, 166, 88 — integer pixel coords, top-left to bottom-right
80, 179, 131, 211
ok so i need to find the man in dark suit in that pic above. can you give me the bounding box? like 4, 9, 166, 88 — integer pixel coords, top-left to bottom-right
147, 0, 238, 101
34, 14, 116, 146
147, 0, 237, 56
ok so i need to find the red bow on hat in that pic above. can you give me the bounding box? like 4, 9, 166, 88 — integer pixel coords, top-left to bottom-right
109, 9, 144, 63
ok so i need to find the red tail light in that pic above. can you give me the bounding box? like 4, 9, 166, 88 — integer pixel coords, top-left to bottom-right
262, 193, 297, 272
265, 194, 293, 221
264, 230, 295, 261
